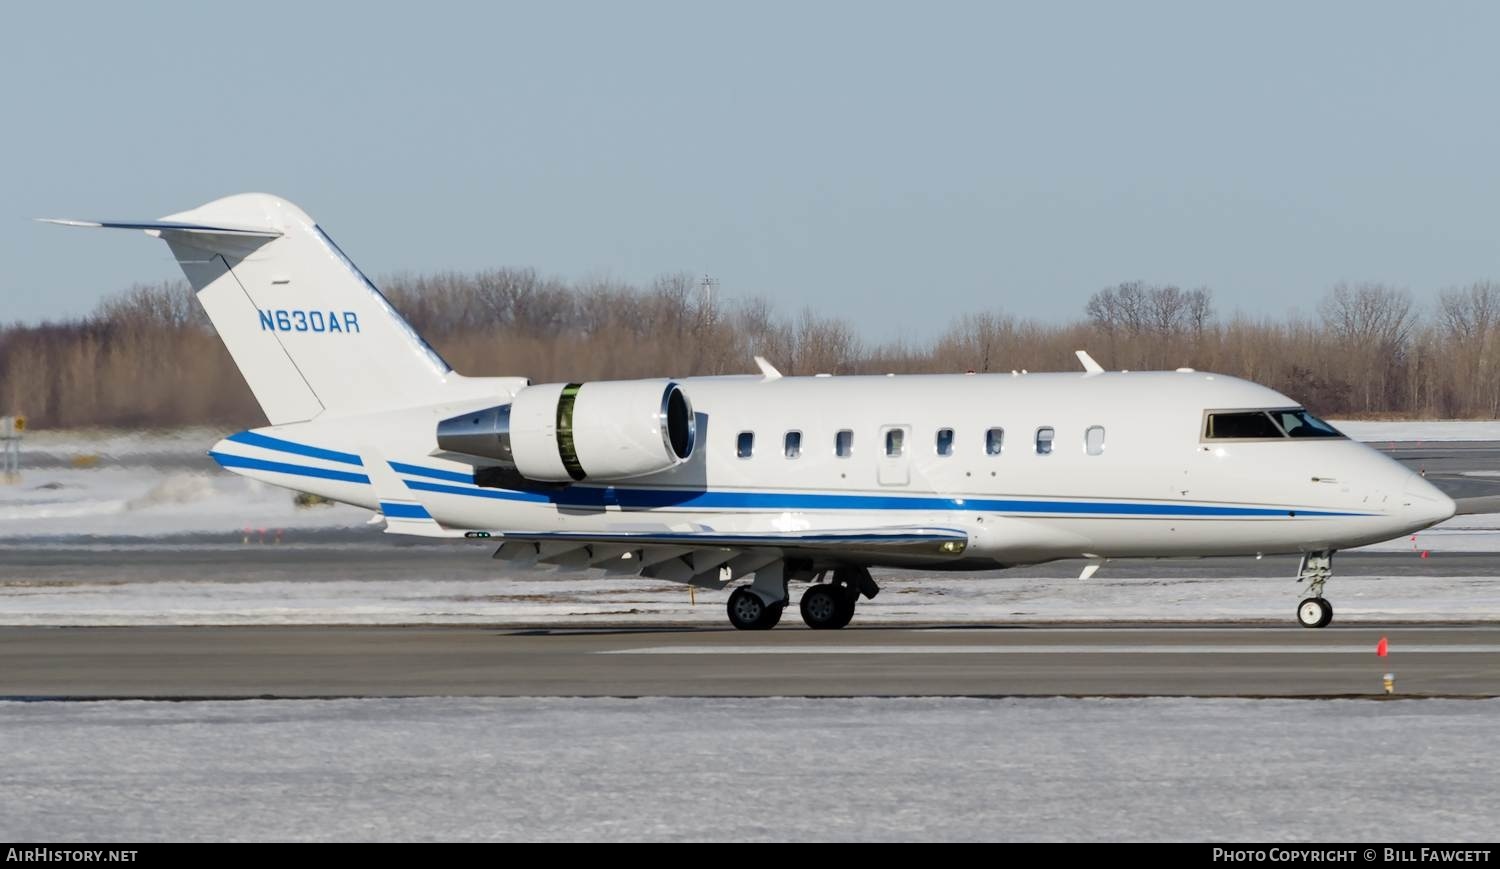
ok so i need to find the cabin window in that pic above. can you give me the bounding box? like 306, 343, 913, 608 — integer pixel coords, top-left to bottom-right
985, 427, 1004, 456
835, 429, 854, 457
1085, 425, 1106, 456
784, 430, 802, 459
885, 428, 905, 457
737, 431, 755, 458
1035, 427, 1055, 455
936, 428, 954, 456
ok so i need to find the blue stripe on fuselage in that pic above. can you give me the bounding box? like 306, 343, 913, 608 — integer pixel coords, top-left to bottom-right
210, 451, 371, 484
400, 479, 1367, 518
380, 502, 433, 519
387, 461, 474, 484
225, 431, 364, 466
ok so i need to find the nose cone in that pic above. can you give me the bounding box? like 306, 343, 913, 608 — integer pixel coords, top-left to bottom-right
1402, 472, 1456, 529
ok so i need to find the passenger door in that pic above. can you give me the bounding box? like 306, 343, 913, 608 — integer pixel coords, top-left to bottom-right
878, 425, 911, 486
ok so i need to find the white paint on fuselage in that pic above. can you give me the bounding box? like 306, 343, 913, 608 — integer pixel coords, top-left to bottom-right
215, 370, 1456, 568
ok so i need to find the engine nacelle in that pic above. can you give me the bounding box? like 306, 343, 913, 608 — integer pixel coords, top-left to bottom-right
436, 379, 695, 484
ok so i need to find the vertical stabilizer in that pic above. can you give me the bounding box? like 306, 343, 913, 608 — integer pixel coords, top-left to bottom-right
45, 193, 454, 424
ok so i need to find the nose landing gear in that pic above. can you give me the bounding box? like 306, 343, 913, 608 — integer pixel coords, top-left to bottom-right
1295, 551, 1335, 628
1297, 596, 1334, 628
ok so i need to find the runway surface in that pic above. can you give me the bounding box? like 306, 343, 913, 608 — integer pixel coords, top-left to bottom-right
5, 624, 1498, 699
1383, 439, 1500, 499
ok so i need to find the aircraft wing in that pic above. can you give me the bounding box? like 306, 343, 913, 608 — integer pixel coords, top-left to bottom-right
487, 526, 971, 586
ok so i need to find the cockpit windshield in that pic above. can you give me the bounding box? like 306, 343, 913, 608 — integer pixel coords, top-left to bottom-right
1268, 409, 1343, 438
1204, 408, 1344, 441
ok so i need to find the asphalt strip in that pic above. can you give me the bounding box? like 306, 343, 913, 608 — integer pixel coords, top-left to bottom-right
603, 643, 1500, 654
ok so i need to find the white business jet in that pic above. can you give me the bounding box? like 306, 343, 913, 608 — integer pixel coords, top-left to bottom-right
46, 194, 1457, 630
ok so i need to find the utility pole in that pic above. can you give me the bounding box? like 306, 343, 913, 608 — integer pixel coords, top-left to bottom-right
700, 274, 719, 310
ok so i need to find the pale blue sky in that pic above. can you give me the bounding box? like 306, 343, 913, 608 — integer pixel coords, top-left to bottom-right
5, 1, 1499, 340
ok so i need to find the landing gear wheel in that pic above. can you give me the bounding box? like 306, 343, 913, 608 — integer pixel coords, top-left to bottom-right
1297, 597, 1333, 629
728, 588, 783, 630
828, 591, 856, 629
800, 583, 855, 629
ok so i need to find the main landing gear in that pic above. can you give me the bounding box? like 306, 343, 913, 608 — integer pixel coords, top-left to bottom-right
1295, 551, 1335, 629
726, 565, 879, 630
726, 587, 783, 630
799, 581, 856, 630
799, 567, 880, 629
725, 560, 790, 630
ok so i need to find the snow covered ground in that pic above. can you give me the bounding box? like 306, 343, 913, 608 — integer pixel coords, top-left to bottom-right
2, 428, 367, 539
1, 696, 1494, 842
1330, 419, 1500, 442
0, 466, 367, 539
1362, 510, 1500, 553
19, 427, 226, 465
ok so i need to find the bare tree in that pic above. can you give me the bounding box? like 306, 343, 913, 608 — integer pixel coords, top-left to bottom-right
1319, 282, 1415, 347
18, 267, 1500, 429
1316, 282, 1417, 412
1438, 282, 1500, 416
1086, 281, 1151, 334
1185, 287, 1214, 334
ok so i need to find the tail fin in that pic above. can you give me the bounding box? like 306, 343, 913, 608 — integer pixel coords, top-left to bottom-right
43, 193, 453, 424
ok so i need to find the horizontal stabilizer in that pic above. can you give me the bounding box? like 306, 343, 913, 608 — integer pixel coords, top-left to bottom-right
37, 218, 282, 238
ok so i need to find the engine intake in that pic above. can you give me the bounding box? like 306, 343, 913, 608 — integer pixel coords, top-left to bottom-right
436, 379, 695, 484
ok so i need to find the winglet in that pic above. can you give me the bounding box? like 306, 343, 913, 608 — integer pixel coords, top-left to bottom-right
754, 356, 783, 381
1075, 350, 1104, 375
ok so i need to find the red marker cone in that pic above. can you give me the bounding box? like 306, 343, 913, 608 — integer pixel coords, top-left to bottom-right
1421, 550, 1430, 559
1377, 637, 1389, 657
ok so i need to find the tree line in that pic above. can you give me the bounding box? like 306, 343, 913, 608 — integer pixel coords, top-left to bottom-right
2, 272, 1498, 428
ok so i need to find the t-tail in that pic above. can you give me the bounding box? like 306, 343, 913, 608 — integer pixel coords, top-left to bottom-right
42, 193, 491, 423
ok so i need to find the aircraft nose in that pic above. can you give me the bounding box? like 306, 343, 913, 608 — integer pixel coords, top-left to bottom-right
1402, 472, 1456, 528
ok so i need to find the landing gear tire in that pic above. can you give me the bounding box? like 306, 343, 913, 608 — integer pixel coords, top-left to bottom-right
829, 592, 856, 629
800, 583, 856, 630
728, 588, 783, 630
1297, 597, 1333, 629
